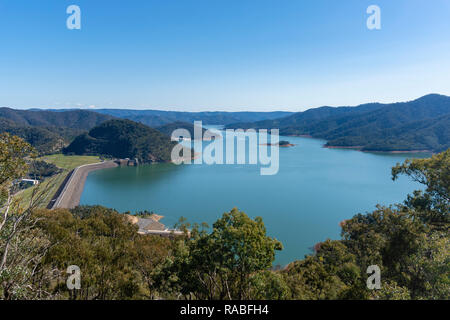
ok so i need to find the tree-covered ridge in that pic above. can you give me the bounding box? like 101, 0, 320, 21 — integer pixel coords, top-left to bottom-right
0, 122, 84, 155
0, 108, 114, 130
155, 121, 206, 139
3, 94, 449, 154
0, 124, 65, 155
0, 108, 114, 154
282, 150, 450, 299
63, 119, 178, 163
225, 94, 450, 152
94, 109, 294, 126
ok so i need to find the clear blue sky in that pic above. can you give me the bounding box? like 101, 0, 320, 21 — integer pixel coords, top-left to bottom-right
1, 0, 449, 111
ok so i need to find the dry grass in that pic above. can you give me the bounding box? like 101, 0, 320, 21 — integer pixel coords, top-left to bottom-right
17, 154, 100, 208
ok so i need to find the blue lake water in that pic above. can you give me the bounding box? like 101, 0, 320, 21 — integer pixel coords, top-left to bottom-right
81, 133, 429, 266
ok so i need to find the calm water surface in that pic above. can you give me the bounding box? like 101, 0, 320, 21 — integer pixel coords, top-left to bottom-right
81, 134, 429, 266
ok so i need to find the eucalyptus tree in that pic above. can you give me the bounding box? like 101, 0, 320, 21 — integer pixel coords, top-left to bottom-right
156, 208, 283, 300
0, 133, 52, 299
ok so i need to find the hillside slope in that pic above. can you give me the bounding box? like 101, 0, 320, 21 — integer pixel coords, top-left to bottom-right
0, 108, 114, 130
95, 109, 293, 126
0, 109, 114, 154
64, 119, 177, 163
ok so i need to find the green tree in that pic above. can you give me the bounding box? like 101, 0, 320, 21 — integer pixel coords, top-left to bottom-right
38, 206, 147, 300
248, 270, 290, 300
283, 149, 449, 300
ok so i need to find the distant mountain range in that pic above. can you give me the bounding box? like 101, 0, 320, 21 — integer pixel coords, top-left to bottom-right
1, 94, 449, 154
225, 94, 450, 152
93, 109, 294, 126
155, 121, 206, 139
0, 108, 114, 129
0, 108, 113, 154
0, 108, 291, 154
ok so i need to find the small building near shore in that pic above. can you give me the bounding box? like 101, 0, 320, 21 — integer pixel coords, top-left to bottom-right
138, 218, 166, 232
21, 178, 39, 185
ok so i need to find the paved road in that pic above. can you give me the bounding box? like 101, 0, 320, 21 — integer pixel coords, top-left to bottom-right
51, 161, 118, 209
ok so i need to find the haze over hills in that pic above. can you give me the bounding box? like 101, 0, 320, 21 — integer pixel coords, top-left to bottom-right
0, 108, 291, 154
0, 108, 114, 130
155, 121, 206, 139
1, 94, 449, 154
225, 94, 450, 152
0, 108, 290, 153
0, 108, 115, 154
94, 109, 294, 126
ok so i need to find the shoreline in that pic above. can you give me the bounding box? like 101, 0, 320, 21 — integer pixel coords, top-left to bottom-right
288, 135, 432, 154
50, 160, 118, 209
50, 140, 431, 210
323, 145, 432, 154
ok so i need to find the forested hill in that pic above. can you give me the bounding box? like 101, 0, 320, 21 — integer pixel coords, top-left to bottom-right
225, 94, 450, 152
94, 109, 293, 126
0, 108, 115, 154
0, 108, 113, 130
155, 121, 206, 139
2, 94, 449, 154
63, 119, 177, 163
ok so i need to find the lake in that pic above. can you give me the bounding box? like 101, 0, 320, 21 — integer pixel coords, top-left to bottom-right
80, 132, 429, 266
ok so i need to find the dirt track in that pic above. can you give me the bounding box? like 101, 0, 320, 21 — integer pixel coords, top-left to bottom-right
51, 161, 118, 209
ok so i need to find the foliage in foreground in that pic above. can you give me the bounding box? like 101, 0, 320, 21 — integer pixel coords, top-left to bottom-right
63, 119, 177, 163
0, 133, 448, 299
154, 208, 283, 299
